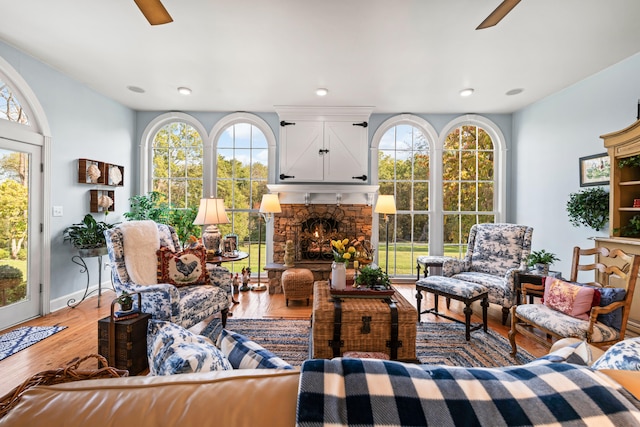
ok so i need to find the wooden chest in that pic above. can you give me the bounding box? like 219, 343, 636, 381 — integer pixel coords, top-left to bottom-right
311, 281, 417, 360
98, 313, 150, 375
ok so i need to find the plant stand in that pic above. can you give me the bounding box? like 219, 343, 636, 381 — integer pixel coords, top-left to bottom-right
67, 247, 113, 308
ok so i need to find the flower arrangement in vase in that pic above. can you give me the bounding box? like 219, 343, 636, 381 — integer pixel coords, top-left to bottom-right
330, 238, 355, 290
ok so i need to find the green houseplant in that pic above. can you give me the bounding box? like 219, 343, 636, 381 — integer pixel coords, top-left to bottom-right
527, 250, 560, 275
63, 214, 118, 256
618, 154, 640, 169
116, 291, 133, 311
566, 187, 609, 231
355, 265, 391, 290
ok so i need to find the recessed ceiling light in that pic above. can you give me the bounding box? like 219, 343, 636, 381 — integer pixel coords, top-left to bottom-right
127, 85, 145, 93
459, 88, 474, 97
506, 88, 524, 96
316, 88, 329, 97
177, 87, 192, 95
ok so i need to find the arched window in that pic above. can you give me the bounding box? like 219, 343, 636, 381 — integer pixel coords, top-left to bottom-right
216, 121, 268, 221
372, 114, 505, 276
372, 115, 437, 276
210, 112, 276, 274
151, 121, 203, 208
0, 75, 31, 125
441, 116, 506, 258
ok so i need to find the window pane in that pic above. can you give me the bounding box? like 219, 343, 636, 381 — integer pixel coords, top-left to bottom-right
460, 151, 477, 179
478, 182, 494, 211
477, 128, 494, 150
169, 180, 187, 208
0, 77, 31, 125
414, 150, 429, 180
478, 151, 494, 180
443, 182, 459, 211
442, 151, 460, 180
413, 182, 429, 211
396, 182, 411, 211
460, 182, 477, 211
413, 214, 429, 245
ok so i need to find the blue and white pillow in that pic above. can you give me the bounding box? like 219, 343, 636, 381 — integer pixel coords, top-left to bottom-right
147, 320, 232, 375
592, 338, 640, 371
216, 329, 293, 370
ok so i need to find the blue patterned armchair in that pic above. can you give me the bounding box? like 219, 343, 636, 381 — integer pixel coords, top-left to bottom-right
441, 223, 534, 324
105, 221, 230, 329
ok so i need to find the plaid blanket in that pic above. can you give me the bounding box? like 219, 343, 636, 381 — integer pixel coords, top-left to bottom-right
296, 358, 640, 427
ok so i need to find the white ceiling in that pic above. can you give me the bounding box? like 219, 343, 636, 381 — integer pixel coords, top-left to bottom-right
1, 0, 640, 114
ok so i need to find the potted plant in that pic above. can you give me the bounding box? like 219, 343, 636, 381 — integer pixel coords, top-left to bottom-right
116, 291, 133, 312
355, 265, 391, 290
527, 250, 560, 276
617, 214, 640, 237
63, 214, 118, 257
566, 187, 609, 231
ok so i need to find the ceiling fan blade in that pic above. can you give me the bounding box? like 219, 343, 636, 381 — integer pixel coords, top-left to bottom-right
476, 0, 521, 30
134, 0, 173, 25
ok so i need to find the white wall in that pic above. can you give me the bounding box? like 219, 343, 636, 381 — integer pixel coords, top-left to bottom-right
0, 41, 136, 306
513, 52, 640, 277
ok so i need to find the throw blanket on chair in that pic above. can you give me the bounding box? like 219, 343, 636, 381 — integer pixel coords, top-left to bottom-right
119, 220, 160, 285
296, 358, 640, 427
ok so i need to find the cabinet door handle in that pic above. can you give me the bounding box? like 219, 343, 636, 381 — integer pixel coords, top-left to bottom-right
279, 174, 295, 180
319, 149, 329, 155
352, 175, 367, 181
353, 121, 368, 128
280, 121, 296, 127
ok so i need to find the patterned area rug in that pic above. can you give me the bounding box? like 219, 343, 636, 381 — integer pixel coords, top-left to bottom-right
224, 319, 535, 368
0, 326, 67, 361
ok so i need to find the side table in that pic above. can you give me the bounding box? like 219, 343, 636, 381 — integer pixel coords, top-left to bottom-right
97, 293, 149, 375
68, 247, 113, 308
514, 270, 563, 305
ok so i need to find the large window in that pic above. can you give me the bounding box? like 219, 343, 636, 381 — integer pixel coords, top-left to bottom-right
215, 122, 269, 274
378, 124, 430, 276
443, 125, 496, 258
151, 122, 203, 208
374, 115, 504, 276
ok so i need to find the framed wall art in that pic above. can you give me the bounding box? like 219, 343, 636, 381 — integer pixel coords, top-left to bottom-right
579, 153, 610, 187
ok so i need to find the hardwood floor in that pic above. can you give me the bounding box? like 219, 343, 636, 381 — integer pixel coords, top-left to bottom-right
0, 283, 549, 398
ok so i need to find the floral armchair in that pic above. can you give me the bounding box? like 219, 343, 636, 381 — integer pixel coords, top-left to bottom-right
105, 221, 230, 329
441, 223, 534, 324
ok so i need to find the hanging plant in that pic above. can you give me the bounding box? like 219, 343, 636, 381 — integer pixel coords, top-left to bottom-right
566, 187, 609, 231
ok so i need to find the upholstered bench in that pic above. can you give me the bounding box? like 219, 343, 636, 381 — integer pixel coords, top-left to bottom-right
416, 276, 489, 341
281, 268, 314, 306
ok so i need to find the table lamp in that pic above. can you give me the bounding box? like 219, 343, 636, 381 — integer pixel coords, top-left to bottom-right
374, 194, 396, 274
193, 197, 230, 257
253, 194, 282, 291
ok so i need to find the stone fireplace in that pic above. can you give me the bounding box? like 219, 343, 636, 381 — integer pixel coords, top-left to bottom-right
264, 184, 378, 293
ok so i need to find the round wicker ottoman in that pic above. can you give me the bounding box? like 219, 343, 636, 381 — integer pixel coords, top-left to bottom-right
281, 268, 314, 306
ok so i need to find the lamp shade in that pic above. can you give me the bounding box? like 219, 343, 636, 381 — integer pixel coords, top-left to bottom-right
259, 194, 282, 214
374, 195, 396, 215
193, 198, 230, 225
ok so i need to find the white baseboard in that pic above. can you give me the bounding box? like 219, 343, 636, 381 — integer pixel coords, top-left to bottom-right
49, 282, 116, 312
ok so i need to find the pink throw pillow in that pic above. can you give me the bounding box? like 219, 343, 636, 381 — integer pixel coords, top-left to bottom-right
543, 277, 596, 320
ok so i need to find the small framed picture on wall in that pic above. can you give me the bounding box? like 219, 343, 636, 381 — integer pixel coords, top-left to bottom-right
579, 153, 610, 187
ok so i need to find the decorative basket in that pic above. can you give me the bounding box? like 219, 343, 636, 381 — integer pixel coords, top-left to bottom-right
0, 353, 128, 419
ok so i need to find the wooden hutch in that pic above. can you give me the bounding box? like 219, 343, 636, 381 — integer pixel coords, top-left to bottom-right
598, 120, 640, 335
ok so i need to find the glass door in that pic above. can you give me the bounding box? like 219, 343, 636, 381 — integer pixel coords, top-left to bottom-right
0, 137, 41, 330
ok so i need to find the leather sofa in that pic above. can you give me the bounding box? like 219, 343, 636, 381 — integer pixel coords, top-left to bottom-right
1, 364, 639, 426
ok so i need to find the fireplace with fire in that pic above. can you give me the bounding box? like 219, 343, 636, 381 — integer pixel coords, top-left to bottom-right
266, 203, 374, 293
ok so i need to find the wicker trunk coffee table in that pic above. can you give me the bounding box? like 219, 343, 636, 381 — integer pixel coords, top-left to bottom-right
311, 281, 417, 361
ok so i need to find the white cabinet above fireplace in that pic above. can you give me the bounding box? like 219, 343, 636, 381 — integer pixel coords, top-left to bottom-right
276, 106, 373, 183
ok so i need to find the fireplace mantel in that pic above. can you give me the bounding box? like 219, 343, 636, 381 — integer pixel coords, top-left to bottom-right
267, 184, 379, 205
